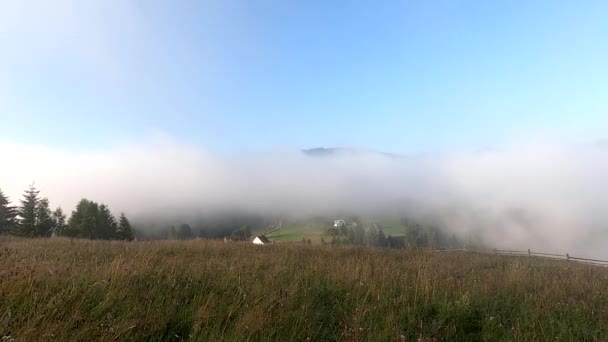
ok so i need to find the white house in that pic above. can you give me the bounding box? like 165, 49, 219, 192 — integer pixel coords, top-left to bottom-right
334, 219, 346, 228
252, 235, 271, 245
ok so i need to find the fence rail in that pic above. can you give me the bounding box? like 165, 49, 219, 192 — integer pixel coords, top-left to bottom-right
433, 248, 608, 267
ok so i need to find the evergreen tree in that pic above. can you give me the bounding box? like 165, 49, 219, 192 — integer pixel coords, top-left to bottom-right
354, 225, 366, 245
377, 228, 387, 247
231, 225, 251, 240
67, 199, 99, 238
404, 223, 427, 248
35, 198, 53, 237
116, 213, 134, 241
426, 227, 438, 249
51, 207, 67, 236
18, 184, 40, 236
366, 226, 378, 246
347, 226, 356, 244
177, 224, 193, 240
96, 204, 117, 239
326, 227, 339, 237
0, 189, 18, 234
449, 233, 460, 249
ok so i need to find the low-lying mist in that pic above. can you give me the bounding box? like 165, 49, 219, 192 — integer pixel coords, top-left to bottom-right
2, 138, 608, 258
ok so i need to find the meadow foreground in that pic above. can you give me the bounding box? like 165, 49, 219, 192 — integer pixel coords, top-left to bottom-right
1, 237, 607, 341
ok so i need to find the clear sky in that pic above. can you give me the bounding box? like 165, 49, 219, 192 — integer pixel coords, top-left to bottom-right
1, 0, 607, 154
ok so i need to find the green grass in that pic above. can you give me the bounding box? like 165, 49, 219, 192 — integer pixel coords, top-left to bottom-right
368, 216, 406, 237
266, 218, 405, 244
1, 237, 608, 341
264, 221, 328, 243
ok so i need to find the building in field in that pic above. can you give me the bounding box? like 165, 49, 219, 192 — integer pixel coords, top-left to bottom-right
251, 222, 282, 245
252, 235, 271, 245
334, 219, 346, 228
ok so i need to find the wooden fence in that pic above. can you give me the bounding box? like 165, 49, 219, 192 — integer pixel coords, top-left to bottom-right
433, 248, 608, 267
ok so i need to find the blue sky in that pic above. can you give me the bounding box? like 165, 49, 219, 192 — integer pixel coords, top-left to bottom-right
1, 0, 607, 154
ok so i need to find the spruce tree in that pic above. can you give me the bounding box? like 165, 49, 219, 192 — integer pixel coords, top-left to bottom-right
0, 188, 18, 234
96, 204, 117, 239
377, 228, 387, 247
177, 224, 193, 240
35, 198, 53, 237
116, 213, 134, 241
18, 184, 40, 236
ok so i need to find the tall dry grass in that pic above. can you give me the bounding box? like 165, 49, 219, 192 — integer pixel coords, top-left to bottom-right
1, 237, 607, 341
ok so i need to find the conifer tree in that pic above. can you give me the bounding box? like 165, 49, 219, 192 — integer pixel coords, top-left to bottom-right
18, 184, 40, 236
35, 198, 53, 237
96, 204, 117, 239
116, 213, 134, 241
0, 188, 18, 234
177, 224, 193, 240
377, 228, 387, 247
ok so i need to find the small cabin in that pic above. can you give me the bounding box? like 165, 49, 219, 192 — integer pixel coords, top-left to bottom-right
252, 235, 271, 245
334, 219, 346, 228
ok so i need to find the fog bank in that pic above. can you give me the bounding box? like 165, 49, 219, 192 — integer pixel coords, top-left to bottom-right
1, 139, 608, 258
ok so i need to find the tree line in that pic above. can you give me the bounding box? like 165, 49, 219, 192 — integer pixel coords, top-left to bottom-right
326, 217, 463, 249
0, 184, 134, 241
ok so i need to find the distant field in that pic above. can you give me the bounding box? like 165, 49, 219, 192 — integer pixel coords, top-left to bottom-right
268, 222, 329, 243
1, 237, 608, 341
267, 218, 406, 244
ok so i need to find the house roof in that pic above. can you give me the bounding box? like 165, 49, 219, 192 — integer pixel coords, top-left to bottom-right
254, 235, 270, 244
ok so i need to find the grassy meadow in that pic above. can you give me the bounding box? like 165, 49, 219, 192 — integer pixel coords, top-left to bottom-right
1, 237, 607, 341
266, 217, 406, 244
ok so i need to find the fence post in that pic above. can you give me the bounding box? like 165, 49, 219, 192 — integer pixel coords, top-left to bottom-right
528, 249, 531, 256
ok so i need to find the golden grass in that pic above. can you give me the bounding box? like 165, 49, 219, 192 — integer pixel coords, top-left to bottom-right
1, 237, 607, 341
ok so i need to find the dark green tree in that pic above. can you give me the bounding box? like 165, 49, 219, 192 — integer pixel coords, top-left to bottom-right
403, 223, 427, 248
326, 227, 339, 237
177, 224, 194, 240
18, 184, 40, 236
366, 226, 378, 246
347, 226, 356, 244
51, 207, 67, 236
96, 204, 117, 239
0, 189, 18, 234
354, 225, 365, 245
231, 225, 251, 240
339, 224, 348, 236
449, 233, 460, 249
35, 198, 53, 237
67, 200, 123, 240
377, 228, 387, 247
116, 213, 134, 241
67, 199, 99, 238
